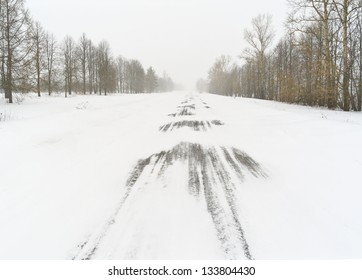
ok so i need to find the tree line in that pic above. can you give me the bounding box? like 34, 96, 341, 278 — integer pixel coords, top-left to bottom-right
204, 0, 361, 111
0, 0, 175, 104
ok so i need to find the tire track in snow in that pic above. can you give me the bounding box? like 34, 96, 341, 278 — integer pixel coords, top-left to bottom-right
71, 158, 151, 260
72, 95, 267, 260
159, 120, 224, 132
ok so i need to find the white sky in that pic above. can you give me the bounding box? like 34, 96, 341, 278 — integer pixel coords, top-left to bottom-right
26, 0, 289, 89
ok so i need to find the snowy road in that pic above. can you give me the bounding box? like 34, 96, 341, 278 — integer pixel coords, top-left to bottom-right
72, 95, 267, 260
1, 92, 362, 259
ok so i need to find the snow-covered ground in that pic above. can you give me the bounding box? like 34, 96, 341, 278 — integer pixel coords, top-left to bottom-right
0, 92, 361, 260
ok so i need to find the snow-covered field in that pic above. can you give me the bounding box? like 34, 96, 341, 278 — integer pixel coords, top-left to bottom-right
0, 92, 361, 260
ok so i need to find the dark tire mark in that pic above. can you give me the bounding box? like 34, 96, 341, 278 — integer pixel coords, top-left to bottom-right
178, 107, 194, 116
188, 143, 204, 196
222, 147, 245, 181
211, 120, 224, 126
159, 122, 173, 132
232, 148, 267, 178
177, 104, 195, 110
74, 95, 267, 260
73, 139, 265, 260
159, 120, 224, 132
142, 143, 263, 259
207, 148, 253, 259
126, 157, 152, 189
72, 156, 154, 260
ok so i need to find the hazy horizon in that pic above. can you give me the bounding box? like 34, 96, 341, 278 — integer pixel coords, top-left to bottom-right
26, 0, 288, 90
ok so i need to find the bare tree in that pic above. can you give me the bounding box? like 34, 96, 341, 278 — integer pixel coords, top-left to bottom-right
0, 0, 175, 99
44, 32, 56, 95
87, 39, 96, 94
0, 0, 31, 103
97, 40, 112, 95
208, 55, 232, 95
157, 72, 174, 92
116, 56, 127, 93
30, 21, 45, 97
62, 36, 76, 97
145, 66, 158, 93
358, 5, 362, 110
242, 14, 275, 99
332, 0, 360, 110
204, 1, 360, 111
288, 0, 338, 108
78, 33, 88, 94
128, 59, 145, 93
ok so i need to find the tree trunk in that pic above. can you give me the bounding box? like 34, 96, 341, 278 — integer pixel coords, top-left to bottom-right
48, 71, 51, 96
37, 53, 41, 97
323, 1, 336, 109
342, 0, 350, 111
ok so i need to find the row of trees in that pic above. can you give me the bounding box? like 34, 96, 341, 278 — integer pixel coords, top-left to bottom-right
0, 0, 174, 103
206, 0, 362, 111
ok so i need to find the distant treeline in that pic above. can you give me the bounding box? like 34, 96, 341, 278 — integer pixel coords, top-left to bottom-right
201, 1, 361, 112
0, 0, 175, 103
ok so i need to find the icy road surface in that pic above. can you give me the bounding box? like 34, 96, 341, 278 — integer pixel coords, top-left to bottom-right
1, 92, 362, 259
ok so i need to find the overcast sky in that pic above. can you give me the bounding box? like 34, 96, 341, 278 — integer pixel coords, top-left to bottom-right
26, 0, 289, 89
